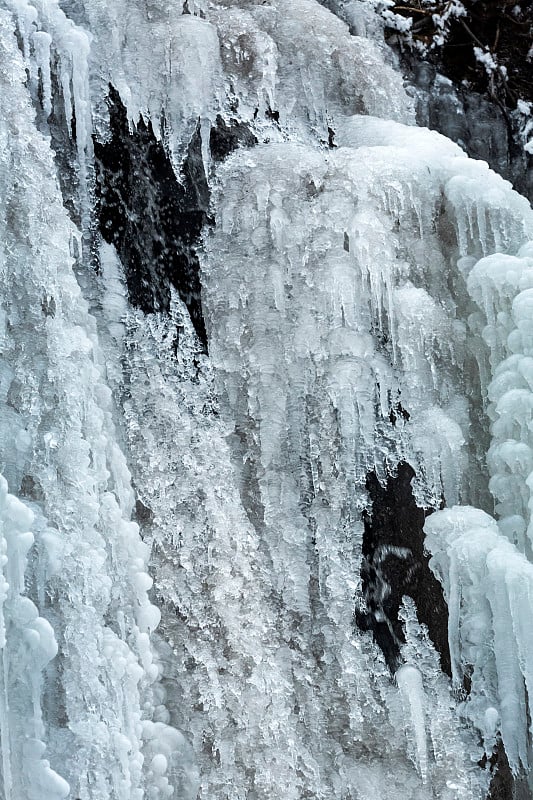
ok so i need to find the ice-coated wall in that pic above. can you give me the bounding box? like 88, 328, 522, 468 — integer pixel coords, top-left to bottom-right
0, 10, 191, 799
1, 0, 533, 798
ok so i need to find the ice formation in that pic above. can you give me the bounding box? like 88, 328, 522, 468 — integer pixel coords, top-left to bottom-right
0, 11, 187, 798
425, 239, 533, 781
1, 0, 533, 797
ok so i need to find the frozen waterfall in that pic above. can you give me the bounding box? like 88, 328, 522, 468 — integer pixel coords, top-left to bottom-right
0, 0, 533, 798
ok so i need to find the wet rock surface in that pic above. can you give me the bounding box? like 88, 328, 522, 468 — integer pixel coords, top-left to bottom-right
210, 115, 257, 162
409, 65, 533, 201
356, 462, 451, 676
487, 742, 532, 800
94, 87, 209, 349
384, 0, 533, 201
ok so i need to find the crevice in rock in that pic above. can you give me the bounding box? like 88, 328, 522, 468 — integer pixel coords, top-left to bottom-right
355, 461, 451, 676
35, 57, 82, 228
93, 86, 209, 350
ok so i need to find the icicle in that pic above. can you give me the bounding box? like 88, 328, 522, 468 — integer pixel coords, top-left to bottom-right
425, 505, 533, 773
67, 26, 92, 158
12, 0, 37, 60
0, 645, 11, 800
486, 549, 529, 773
396, 664, 429, 783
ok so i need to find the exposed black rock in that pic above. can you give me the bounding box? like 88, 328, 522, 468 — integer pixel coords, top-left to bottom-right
93, 86, 209, 350
486, 742, 531, 800
356, 461, 451, 676
386, 1, 533, 108
383, 1, 533, 201
210, 115, 257, 162
389, 400, 410, 427
135, 498, 154, 526
265, 107, 280, 123
407, 64, 533, 201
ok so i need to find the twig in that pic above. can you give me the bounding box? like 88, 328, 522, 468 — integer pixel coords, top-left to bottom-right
392, 5, 434, 14
493, 20, 500, 50
458, 18, 486, 50
502, 11, 531, 28
459, 18, 517, 103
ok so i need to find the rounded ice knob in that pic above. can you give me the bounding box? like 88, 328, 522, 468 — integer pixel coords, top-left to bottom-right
396, 663, 423, 687
484, 707, 499, 736
151, 754, 168, 775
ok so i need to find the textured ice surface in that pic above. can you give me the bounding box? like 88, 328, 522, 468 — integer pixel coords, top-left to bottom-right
426, 507, 533, 775
198, 112, 533, 795
1, 0, 533, 797
425, 239, 533, 780
0, 474, 69, 800
0, 12, 185, 798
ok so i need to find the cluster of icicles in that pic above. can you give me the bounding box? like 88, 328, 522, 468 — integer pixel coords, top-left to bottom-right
2, 0, 533, 798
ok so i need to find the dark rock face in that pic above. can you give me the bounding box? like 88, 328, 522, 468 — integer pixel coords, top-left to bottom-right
210, 115, 257, 162
383, 0, 533, 201
356, 462, 451, 676
93, 87, 209, 350
386, 1, 533, 107
410, 66, 533, 201
487, 742, 532, 800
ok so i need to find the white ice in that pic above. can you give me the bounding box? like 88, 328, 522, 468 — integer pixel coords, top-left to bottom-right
2, 0, 533, 796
